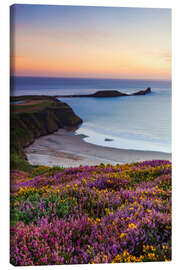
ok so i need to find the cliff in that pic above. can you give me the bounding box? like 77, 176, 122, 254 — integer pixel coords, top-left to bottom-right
10, 95, 82, 169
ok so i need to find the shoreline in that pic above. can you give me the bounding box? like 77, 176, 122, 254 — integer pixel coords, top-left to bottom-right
25, 128, 171, 168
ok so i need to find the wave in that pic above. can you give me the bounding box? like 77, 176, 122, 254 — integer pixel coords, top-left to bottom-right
76, 126, 171, 153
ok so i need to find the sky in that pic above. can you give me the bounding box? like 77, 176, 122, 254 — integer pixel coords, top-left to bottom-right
10, 4, 171, 80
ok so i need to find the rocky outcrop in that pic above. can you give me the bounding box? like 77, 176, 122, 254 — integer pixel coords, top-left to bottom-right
92, 90, 128, 97
55, 90, 127, 98
132, 87, 151, 96
55, 88, 151, 98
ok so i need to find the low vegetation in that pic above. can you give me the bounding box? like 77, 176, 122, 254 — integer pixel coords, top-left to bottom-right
10, 160, 171, 265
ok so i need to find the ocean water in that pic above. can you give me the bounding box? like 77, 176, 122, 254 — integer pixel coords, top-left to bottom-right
11, 76, 171, 153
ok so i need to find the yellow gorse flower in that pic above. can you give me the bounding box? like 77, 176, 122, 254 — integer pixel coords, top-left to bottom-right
128, 223, 137, 230
120, 233, 125, 239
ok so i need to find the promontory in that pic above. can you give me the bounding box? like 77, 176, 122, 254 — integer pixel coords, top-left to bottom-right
55, 87, 151, 98
10, 95, 82, 170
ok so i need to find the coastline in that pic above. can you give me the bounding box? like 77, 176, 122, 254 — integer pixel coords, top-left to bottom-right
25, 128, 171, 167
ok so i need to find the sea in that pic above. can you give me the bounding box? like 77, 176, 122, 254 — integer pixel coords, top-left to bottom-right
11, 76, 172, 154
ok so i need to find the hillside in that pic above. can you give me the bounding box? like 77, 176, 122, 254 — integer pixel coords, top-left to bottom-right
10, 160, 171, 265
10, 95, 82, 170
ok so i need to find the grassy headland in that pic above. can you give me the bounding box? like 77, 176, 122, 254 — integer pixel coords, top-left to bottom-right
10, 95, 82, 171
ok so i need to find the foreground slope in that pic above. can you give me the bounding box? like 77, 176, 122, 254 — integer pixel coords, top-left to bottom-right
10, 160, 171, 265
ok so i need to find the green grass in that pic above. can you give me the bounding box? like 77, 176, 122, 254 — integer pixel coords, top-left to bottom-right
10, 101, 55, 113
10, 192, 76, 226
10, 152, 37, 172
30, 166, 64, 177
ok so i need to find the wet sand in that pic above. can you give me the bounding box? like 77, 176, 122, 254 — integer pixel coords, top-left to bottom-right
25, 129, 171, 168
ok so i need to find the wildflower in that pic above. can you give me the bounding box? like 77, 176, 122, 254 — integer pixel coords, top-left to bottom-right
128, 223, 137, 230
96, 218, 101, 223
10, 161, 172, 265
120, 233, 125, 239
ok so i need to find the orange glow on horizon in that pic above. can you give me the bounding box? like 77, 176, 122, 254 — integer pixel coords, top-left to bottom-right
11, 51, 171, 80
11, 6, 171, 80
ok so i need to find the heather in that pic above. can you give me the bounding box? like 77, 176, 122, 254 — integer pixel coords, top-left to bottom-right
10, 160, 171, 266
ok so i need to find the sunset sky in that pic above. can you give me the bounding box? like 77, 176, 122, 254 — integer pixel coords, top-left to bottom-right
10, 4, 171, 80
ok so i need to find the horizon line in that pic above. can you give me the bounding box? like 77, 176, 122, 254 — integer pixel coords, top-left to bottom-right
10, 75, 171, 82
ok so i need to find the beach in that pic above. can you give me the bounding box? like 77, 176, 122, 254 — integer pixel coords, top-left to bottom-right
25, 128, 171, 167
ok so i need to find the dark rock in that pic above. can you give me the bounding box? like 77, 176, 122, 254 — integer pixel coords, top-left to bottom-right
92, 90, 128, 97
104, 138, 114, 142
132, 87, 151, 96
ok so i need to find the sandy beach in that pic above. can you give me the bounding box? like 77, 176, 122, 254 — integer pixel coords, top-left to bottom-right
25, 128, 171, 167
